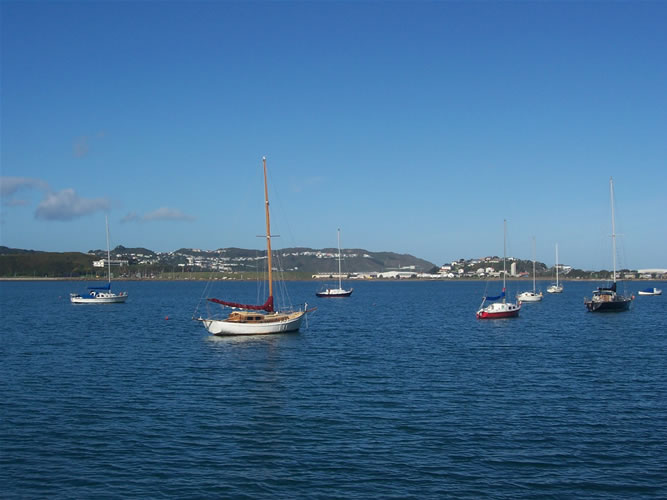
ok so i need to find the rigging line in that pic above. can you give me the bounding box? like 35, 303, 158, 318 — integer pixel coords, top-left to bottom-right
193, 279, 213, 319
273, 251, 293, 310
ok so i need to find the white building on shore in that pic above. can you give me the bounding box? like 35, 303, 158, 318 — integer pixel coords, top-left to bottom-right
93, 259, 128, 268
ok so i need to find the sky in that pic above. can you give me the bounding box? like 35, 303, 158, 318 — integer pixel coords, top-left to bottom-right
1, 1, 666, 270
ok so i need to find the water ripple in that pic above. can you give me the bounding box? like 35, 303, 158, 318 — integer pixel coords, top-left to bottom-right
1, 280, 666, 498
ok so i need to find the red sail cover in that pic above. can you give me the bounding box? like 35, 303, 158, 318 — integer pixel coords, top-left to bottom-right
208, 296, 274, 312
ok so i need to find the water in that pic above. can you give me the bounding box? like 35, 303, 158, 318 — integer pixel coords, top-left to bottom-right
2, 280, 666, 498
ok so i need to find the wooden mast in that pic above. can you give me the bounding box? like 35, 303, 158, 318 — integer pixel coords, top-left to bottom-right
263, 157, 273, 299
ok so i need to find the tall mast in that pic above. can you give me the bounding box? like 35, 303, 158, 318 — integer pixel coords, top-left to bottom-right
337, 228, 342, 289
555, 243, 559, 287
105, 215, 111, 285
263, 157, 273, 298
610, 177, 616, 283
503, 219, 507, 303
532, 236, 536, 292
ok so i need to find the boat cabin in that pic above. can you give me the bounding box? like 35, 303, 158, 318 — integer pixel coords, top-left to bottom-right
592, 288, 616, 302
226, 311, 289, 323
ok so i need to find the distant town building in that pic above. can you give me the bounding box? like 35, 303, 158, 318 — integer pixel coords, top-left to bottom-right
637, 269, 667, 278
93, 259, 128, 268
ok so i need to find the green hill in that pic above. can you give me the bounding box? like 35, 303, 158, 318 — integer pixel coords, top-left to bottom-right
0, 251, 95, 277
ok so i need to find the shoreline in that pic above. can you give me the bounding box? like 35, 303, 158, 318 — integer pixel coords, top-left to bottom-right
1, 277, 663, 283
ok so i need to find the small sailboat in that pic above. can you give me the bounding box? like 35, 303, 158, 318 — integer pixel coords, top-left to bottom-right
517, 237, 543, 302
477, 219, 521, 319
584, 177, 634, 312
546, 243, 564, 293
638, 287, 662, 296
316, 228, 353, 298
70, 216, 128, 304
198, 157, 315, 335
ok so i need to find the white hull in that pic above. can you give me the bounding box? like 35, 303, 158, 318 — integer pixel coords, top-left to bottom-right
70, 292, 127, 304
477, 301, 521, 319
202, 311, 305, 335
517, 291, 543, 302
638, 288, 662, 296
316, 287, 353, 297
547, 285, 563, 294
70, 216, 128, 305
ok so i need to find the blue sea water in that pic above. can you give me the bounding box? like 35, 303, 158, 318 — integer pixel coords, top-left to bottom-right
1, 279, 666, 498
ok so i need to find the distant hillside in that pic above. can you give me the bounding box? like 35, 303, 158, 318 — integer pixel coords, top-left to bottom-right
89, 245, 156, 257
0, 246, 44, 255
0, 251, 95, 277
0, 245, 436, 276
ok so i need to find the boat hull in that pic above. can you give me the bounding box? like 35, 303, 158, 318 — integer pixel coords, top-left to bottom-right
638, 288, 661, 296
584, 297, 632, 312
316, 288, 353, 298
546, 285, 563, 294
70, 292, 127, 304
202, 311, 305, 335
476, 302, 521, 319
517, 291, 543, 302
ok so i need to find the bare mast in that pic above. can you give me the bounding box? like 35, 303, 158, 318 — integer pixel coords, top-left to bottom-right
337, 228, 342, 289
105, 215, 111, 285
503, 219, 507, 303
610, 177, 617, 284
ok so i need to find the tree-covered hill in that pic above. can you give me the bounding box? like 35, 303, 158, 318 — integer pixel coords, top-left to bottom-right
0, 251, 95, 277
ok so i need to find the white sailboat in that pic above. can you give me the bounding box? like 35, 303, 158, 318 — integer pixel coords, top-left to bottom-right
70, 216, 128, 304
547, 243, 564, 293
638, 287, 661, 296
477, 220, 521, 319
517, 237, 543, 302
198, 157, 315, 335
316, 228, 353, 298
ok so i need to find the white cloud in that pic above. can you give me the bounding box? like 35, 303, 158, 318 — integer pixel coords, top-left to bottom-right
1, 177, 112, 221
35, 188, 110, 220
120, 212, 140, 223
121, 207, 195, 223
0, 176, 49, 198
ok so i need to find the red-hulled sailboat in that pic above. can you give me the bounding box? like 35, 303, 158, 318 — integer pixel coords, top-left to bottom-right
476, 219, 521, 319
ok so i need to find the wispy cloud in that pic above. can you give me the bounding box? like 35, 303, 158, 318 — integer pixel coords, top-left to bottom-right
120, 212, 140, 223
4, 198, 30, 207
0, 176, 49, 198
1, 176, 111, 220
72, 131, 106, 158
73, 136, 90, 158
121, 207, 195, 223
35, 188, 110, 220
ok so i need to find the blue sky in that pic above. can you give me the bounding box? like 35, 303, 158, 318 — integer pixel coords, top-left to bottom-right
1, 1, 665, 270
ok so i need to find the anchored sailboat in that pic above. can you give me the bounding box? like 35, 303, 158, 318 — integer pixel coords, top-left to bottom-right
517, 237, 543, 302
316, 228, 353, 298
584, 177, 634, 312
547, 243, 563, 293
198, 157, 315, 335
70, 216, 128, 304
477, 220, 521, 319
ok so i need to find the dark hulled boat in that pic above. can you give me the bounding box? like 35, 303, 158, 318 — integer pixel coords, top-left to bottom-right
584, 282, 633, 312
584, 177, 634, 313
